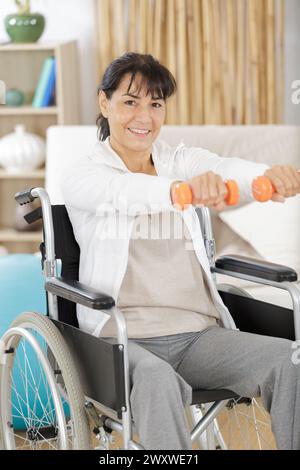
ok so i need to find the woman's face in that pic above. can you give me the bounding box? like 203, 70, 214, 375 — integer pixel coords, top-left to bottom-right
99, 73, 166, 155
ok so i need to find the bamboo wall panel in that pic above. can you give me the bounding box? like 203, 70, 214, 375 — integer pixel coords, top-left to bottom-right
128, 0, 137, 51
266, 0, 275, 123
165, 0, 176, 123
113, 0, 126, 57
153, 0, 163, 58
248, 0, 259, 123
191, 0, 203, 124
96, 0, 285, 124
219, 0, 232, 124
276, 0, 285, 123
236, 0, 245, 123
96, 0, 111, 80
211, 0, 221, 124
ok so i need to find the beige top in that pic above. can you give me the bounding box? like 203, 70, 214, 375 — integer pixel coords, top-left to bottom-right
100, 211, 220, 338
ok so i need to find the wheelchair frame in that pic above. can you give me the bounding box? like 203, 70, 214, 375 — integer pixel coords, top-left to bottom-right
1, 186, 299, 450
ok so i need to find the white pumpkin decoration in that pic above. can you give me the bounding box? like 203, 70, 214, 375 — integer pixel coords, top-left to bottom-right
0, 124, 45, 173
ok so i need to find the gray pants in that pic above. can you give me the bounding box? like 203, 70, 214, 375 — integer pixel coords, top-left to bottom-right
126, 326, 300, 450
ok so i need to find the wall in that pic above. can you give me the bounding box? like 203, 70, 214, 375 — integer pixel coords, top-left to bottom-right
0, 0, 98, 124
0, 0, 299, 125
285, 0, 300, 124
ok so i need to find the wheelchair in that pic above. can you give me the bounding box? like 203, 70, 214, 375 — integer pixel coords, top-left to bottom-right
0, 186, 299, 450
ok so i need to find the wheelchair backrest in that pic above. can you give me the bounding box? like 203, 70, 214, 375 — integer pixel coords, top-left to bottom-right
41, 205, 80, 327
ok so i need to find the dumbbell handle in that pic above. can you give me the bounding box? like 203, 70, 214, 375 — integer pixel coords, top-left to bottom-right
252, 173, 300, 202
172, 180, 240, 210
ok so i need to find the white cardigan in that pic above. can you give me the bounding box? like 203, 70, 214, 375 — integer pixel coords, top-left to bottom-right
62, 137, 269, 337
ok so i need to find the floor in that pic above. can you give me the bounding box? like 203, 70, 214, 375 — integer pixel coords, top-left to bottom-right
91, 398, 276, 450
12, 399, 276, 450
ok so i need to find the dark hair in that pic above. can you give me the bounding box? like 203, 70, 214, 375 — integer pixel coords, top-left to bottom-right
96, 52, 177, 141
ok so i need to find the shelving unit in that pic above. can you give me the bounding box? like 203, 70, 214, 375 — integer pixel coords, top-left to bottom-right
0, 40, 81, 253
0, 169, 45, 179
0, 106, 58, 115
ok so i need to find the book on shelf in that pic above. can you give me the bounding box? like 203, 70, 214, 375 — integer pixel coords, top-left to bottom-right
32, 56, 56, 108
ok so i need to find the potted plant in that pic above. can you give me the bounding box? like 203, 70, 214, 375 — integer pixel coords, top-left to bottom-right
5, 1, 45, 43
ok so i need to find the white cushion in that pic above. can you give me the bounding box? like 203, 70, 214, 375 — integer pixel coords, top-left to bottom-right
46, 126, 97, 204
217, 197, 300, 309
219, 197, 300, 275
160, 125, 300, 167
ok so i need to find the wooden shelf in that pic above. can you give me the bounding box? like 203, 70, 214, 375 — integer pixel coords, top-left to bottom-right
0, 42, 57, 52
0, 106, 58, 115
0, 169, 45, 179
0, 40, 80, 254
0, 229, 42, 242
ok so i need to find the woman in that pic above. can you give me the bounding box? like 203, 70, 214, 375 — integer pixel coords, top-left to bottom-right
62, 52, 300, 450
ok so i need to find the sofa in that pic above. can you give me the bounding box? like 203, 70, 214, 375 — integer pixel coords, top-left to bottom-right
46, 125, 300, 309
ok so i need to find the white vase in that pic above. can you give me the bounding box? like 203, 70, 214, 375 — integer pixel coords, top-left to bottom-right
0, 124, 45, 173
0, 245, 8, 256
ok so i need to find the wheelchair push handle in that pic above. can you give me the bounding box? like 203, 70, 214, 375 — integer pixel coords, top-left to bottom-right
252, 172, 300, 202
172, 180, 240, 210
15, 187, 37, 205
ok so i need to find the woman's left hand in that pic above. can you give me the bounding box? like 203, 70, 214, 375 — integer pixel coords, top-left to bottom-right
264, 165, 300, 203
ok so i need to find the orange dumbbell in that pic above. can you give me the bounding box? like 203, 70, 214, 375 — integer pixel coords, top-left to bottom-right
172, 180, 240, 210
253, 172, 300, 202
252, 176, 275, 202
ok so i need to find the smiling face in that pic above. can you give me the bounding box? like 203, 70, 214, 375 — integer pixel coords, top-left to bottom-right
98, 73, 166, 161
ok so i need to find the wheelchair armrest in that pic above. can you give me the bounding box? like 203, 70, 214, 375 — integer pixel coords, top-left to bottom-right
45, 277, 115, 310
213, 255, 298, 283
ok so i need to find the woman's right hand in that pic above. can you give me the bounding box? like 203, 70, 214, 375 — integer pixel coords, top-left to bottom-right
171, 172, 229, 212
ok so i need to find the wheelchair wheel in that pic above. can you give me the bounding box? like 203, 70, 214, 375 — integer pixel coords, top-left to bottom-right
0, 312, 91, 450
216, 397, 276, 450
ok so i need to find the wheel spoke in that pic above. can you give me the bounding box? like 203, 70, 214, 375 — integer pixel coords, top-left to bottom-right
11, 346, 56, 429
216, 398, 276, 449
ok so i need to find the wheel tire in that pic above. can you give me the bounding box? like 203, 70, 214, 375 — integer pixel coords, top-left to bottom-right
0, 312, 91, 450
